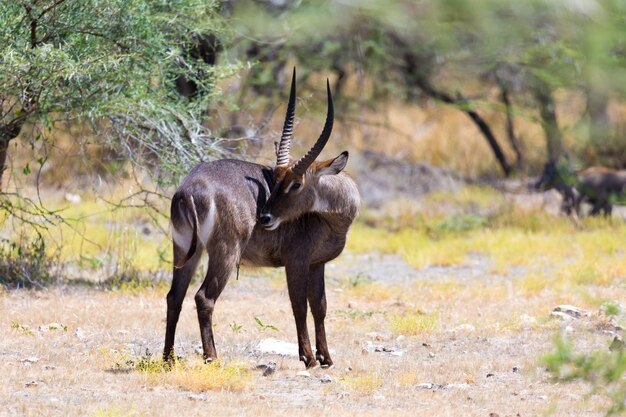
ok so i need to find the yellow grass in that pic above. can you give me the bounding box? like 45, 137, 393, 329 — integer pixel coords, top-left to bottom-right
389, 312, 438, 335
162, 360, 251, 392
348, 205, 626, 288
338, 371, 383, 395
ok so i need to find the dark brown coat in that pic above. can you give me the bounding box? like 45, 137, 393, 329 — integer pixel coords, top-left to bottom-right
164, 71, 360, 368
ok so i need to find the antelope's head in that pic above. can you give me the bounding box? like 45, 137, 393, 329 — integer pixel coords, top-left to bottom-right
259, 69, 348, 231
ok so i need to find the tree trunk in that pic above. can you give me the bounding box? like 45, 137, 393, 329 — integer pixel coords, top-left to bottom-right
412, 76, 512, 177
499, 85, 523, 168
0, 122, 24, 191
388, 33, 511, 176
532, 81, 564, 162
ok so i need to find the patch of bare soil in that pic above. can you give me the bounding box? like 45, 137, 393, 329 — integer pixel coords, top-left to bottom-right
1, 251, 617, 417
353, 151, 465, 208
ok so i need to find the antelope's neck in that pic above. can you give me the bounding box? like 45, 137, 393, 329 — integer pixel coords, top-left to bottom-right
312, 174, 360, 229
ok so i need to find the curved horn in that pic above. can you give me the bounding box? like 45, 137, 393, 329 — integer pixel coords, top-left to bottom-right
276, 67, 296, 166
292, 79, 334, 175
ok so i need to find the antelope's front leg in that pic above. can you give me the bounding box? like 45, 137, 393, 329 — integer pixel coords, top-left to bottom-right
285, 261, 316, 368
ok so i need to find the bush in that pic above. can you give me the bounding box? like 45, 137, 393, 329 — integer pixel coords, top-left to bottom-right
0, 236, 59, 289
544, 336, 626, 416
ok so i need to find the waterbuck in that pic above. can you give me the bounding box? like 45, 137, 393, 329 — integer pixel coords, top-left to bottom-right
537, 160, 626, 216
164, 70, 360, 368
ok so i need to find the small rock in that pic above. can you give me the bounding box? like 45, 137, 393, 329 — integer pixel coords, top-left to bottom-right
256, 338, 299, 357
454, 324, 476, 332
296, 371, 312, 378
366, 332, 389, 341
20, 357, 40, 364
427, 352, 436, 358
396, 335, 405, 343
417, 383, 434, 389
486, 373, 495, 378
257, 361, 276, 377
538, 395, 548, 400
489, 413, 499, 417
550, 311, 574, 321
74, 328, 86, 340
64, 193, 81, 204
609, 336, 625, 352
25, 381, 38, 387
390, 351, 404, 357
512, 366, 520, 373
320, 374, 333, 384
552, 305, 590, 319
188, 393, 208, 401
564, 325, 574, 333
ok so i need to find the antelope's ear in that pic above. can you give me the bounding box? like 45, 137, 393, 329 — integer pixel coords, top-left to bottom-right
316, 151, 348, 176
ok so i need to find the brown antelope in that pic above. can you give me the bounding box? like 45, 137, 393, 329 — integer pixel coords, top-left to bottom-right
164, 69, 360, 368
537, 161, 626, 216
577, 166, 626, 215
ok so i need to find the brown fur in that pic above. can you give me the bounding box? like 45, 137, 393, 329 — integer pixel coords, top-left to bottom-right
577, 167, 626, 215
164, 154, 360, 368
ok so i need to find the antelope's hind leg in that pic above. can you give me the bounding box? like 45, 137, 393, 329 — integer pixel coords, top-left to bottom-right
195, 245, 236, 363
308, 263, 333, 368
164, 243, 202, 364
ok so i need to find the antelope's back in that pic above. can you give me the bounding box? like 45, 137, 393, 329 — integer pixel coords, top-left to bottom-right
171, 159, 274, 245
579, 167, 626, 194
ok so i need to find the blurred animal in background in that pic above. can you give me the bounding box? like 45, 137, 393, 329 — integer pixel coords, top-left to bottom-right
536, 160, 626, 216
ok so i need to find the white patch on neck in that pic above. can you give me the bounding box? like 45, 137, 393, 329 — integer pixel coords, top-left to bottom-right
312, 190, 330, 213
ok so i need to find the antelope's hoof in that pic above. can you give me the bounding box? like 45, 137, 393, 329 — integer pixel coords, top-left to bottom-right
204, 356, 214, 365
301, 355, 317, 369
316, 353, 333, 368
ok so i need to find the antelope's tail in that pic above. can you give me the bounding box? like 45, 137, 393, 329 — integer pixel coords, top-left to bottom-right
171, 191, 199, 268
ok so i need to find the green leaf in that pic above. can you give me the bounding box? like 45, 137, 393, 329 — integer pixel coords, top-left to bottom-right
254, 316, 280, 332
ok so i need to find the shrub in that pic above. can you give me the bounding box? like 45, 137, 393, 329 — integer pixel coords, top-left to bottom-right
0, 236, 59, 289
544, 336, 626, 416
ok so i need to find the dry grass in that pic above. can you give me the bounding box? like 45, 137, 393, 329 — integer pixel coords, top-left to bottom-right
338, 371, 383, 395
389, 311, 438, 335
2, 228, 623, 417
2, 157, 625, 417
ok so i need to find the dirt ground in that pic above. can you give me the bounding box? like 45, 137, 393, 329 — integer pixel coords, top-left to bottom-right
1, 248, 619, 417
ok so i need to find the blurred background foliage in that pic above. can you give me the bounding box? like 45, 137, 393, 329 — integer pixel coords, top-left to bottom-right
1, 0, 626, 276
